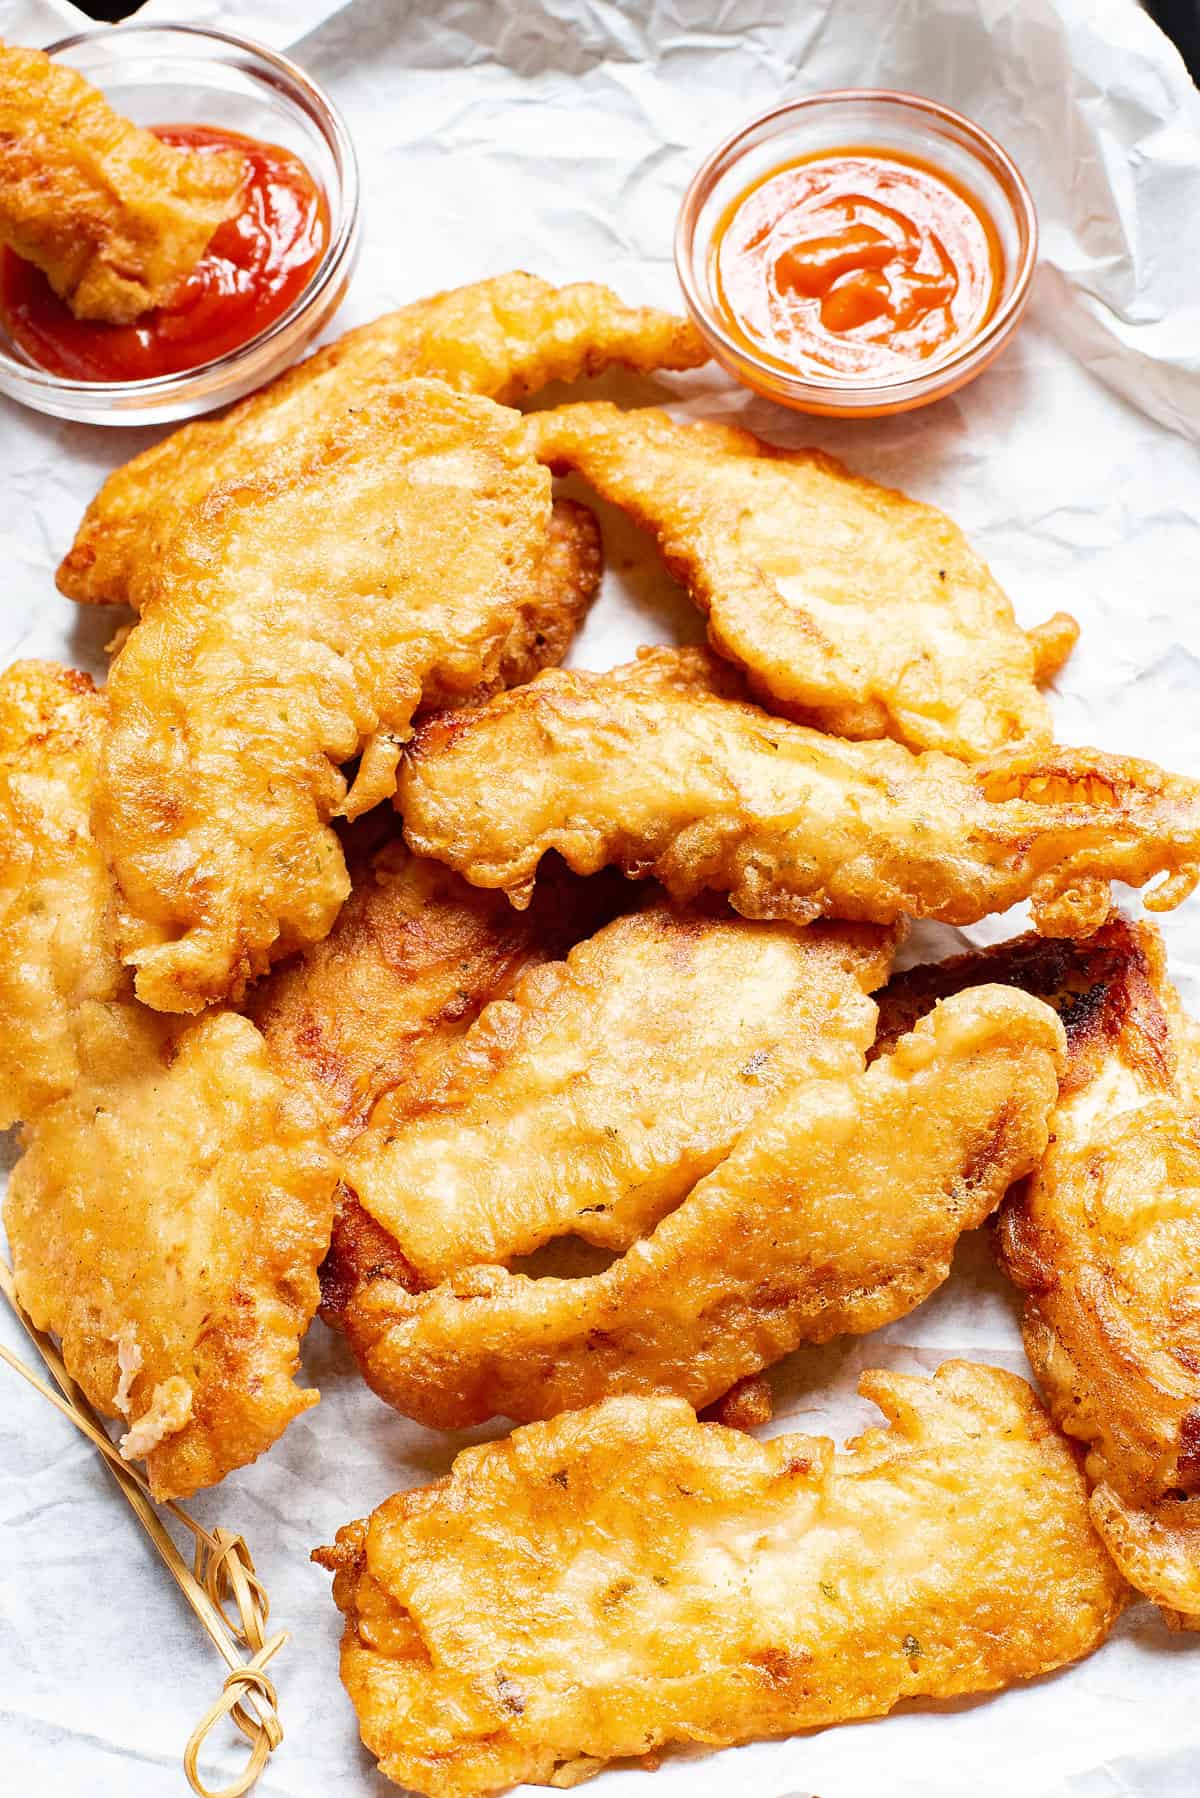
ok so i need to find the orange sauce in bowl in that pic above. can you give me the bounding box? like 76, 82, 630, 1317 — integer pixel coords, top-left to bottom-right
712, 146, 1003, 381
0, 124, 329, 382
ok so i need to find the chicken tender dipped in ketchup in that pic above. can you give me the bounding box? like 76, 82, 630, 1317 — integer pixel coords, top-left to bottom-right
0, 41, 328, 380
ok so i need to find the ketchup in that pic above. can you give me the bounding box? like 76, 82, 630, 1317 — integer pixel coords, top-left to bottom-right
712, 146, 1003, 381
0, 125, 329, 382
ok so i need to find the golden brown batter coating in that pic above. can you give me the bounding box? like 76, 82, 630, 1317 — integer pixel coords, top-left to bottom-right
315, 1363, 1125, 1797
95, 381, 556, 1014
0, 662, 125, 1128
0, 39, 244, 323
462, 497, 602, 706
529, 401, 1076, 758
398, 657, 1200, 938
5, 1006, 339, 1500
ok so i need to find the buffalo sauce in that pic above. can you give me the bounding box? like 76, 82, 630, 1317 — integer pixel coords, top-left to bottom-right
712, 146, 1003, 381
0, 124, 329, 382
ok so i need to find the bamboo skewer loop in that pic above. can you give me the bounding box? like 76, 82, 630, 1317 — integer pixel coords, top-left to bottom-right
184, 1634, 287, 1798
200, 1527, 272, 1652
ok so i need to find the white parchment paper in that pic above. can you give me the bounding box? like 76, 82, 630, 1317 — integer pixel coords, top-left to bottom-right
1, 2, 1198, 1794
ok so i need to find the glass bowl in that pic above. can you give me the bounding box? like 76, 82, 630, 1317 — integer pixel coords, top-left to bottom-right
675, 90, 1037, 418
0, 24, 360, 426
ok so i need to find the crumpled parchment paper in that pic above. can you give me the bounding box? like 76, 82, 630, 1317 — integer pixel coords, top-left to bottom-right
0, 1, 1198, 1794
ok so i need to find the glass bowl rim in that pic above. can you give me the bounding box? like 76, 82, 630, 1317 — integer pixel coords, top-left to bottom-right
673, 87, 1038, 410
0, 21, 360, 402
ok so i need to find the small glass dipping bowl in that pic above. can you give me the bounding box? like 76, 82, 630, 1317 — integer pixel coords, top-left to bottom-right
675, 90, 1036, 418
0, 24, 360, 426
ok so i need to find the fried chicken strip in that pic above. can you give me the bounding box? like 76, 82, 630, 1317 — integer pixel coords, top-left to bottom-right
96, 381, 564, 1014
0, 663, 125, 1127
58, 272, 705, 610
314, 1363, 1125, 1797
0, 39, 244, 323
0, 662, 339, 1499
341, 909, 894, 1288
342, 986, 1063, 1428
528, 402, 1076, 758
4, 1005, 338, 1500
398, 658, 1200, 938
876, 917, 1200, 1627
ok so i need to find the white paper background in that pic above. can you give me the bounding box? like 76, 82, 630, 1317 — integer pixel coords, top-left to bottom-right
1, 1, 1198, 1794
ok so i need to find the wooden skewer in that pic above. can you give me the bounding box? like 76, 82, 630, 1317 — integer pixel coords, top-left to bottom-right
0, 1254, 286, 1798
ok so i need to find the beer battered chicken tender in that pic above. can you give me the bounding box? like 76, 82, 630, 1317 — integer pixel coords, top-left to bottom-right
5, 1006, 338, 1500
528, 402, 1076, 758
315, 1364, 1125, 1797
342, 908, 893, 1285
58, 272, 705, 611
254, 834, 627, 1334
398, 659, 1200, 937
96, 381, 578, 1013
876, 918, 1200, 1627
342, 986, 1063, 1428
0, 39, 244, 323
